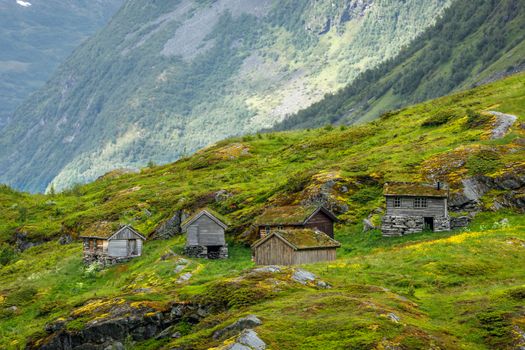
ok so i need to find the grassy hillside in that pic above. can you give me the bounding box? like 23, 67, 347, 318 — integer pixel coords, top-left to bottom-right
0, 0, 452, 192
0, 72, 523, 349
0, 0, 123, 128
274, 0, 525, 130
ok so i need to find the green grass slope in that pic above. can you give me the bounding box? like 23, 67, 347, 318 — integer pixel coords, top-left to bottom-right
0, 72, 523, 349
274, 0, 525, 130
0, 0, 452, 193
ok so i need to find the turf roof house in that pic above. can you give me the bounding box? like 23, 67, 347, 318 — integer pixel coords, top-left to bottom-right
252, 228, 341, 265
254, 205, 337, 239
381, 182, 450, 237
182, 209, 229, 259
80, 223, 146, 265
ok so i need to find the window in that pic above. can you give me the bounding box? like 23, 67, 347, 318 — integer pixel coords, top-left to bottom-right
265, 226, 271, 234
278, 225, 284, 230
393, 197, 402, 208
414, 197, 427, 208
96, 239, 104, 250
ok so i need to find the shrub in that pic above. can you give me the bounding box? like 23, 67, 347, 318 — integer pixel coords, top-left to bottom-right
350, 187, 382, 204
421, 111, 455, 127
0, 243, 17, 266
477, 310, 510, 340
83, 262, 102, 278
5, 286, 38, 306
506, 287, 525, 301
466, 150, 502, 175
465, 109, 492, 129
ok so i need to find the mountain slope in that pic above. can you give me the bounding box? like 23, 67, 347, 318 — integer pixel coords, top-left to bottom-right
0, 0, 124, 128
273, 0, 525, 130
0, 72, 523, 349
0, 0, 452, 193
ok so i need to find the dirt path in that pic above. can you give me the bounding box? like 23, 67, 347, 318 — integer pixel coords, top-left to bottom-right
488, 111, 517, 139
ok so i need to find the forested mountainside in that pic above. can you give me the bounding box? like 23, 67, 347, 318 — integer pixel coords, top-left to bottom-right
0, 0, 124, 128
0, 73, 523, 349
0, 0, 452, 193
274, 0, 525, 131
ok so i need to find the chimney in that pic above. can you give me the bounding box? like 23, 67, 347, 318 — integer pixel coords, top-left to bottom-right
437, 182, 442, 190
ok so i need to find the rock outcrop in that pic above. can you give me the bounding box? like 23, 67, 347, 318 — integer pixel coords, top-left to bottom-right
30, 300, 209, 350
154, 210, 186, 239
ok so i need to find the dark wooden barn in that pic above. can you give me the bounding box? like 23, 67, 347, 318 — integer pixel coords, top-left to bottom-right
80, 223, 146, 266
182, 209, 228, 259
381, 182, 451, 236
254, 205, 336, 238
252, 229, 340, 266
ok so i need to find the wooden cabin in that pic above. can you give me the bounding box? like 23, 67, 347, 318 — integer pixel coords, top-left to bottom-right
381, 182, 450, 237
254, 205, 336, 239
80, 223, 146, 265
182, 209, 228, 259
252, 229, 340, 266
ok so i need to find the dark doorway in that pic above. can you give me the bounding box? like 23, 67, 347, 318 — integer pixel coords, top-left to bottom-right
424, 217, 434, 231
207, 246, 222, 259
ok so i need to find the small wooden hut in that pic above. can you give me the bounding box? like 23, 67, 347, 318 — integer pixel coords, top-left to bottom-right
182, 209, 228, 259
254, 205, 337, 238
80, 223, 146, 265
381, 182, 450, 237
252, 229, 340, 266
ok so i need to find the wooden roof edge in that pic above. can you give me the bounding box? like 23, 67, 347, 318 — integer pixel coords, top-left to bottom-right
182, 209, 228, 231
107, 225, 147, 241
251, 232, 298, 251
252, 230, 341, 251
305, 206, 338, 223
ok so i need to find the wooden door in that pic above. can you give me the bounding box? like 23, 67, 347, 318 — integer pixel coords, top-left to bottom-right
128, 239, 137, 255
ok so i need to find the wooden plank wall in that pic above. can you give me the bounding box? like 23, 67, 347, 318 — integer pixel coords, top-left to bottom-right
293, 248, 336, 264
113, 227, 141, 240
193, 215, 225, 246
305, 211, 334, 238
108, 240, 128, 257
254, 235, 294, 265
187, 226, 199, 246
386, 197, 447, 217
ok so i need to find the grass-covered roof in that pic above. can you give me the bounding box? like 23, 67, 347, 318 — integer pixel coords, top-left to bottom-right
253, 228, 340, 250
254, 205, 322, 225
79, 221, 120, 239
383, 182, 449, 198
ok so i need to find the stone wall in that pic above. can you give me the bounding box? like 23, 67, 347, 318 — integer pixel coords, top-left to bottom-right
381, 215, 424, 237
82, 239, 133, 267
83, 252, 132, 267
434, 216, 451, 232
184, 245, 228, 259
450, 216, 471, 229
381, 215, 452, 237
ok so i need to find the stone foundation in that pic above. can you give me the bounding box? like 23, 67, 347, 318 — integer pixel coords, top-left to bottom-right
83, 253, 132, 267
184, 245, 228, 259
450, 216, 471, 229
434, 216, 451, 232
381, 215, 424, 237
381, 215, 452, 237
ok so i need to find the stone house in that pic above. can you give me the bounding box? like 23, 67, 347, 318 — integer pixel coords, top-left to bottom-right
381, 182, 450, 237
252, 228, 340, 266
182, 209, 228, 259
254, 205, 337, 239
80, 223, 146, 266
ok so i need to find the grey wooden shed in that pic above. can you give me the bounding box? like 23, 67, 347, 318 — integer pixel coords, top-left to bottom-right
182, 209, 228, 259
80, 223, 146, 266
381, 182, 451, 237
